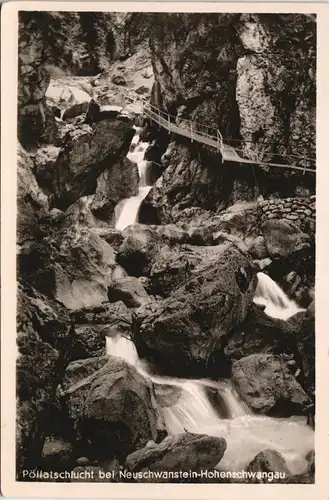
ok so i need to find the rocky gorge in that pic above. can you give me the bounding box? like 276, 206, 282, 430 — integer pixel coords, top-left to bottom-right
16, 12, 315, 483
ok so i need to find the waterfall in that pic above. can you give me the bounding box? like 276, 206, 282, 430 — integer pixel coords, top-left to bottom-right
253, 272, 304, 320
105, 332, 313, 474
115, 128, 152, 231
110, 129, 312, 474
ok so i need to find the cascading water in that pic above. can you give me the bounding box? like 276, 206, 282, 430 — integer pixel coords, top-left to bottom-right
106, 325, 313, 474
115, 127, 152, 231
254, 271, 305, 320
111, 143, 312, 475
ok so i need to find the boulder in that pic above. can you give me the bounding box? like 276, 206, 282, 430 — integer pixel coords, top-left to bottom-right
71, 301, 133, 335
19, 227, 126, 310
125, 433, 227, 481
17, 144, 49, 244
116, 225, 167, 277
246, 449, 290, 483
264, 243, 315, 306
149, 245, 231, 298
61, 356, 158, 460
232, 354, 310, 416
16, 281, 74, 474
149, 247, 200, 297
142, 142, 256, 225
107, 277, 152, 309
224, 304, 302, 362
90, 227, 125, 251
262, 219, 311, 259
58, 196, 107, 230
53, 118, 134, 210
134, 245, 257, 372
71, 325, 106, 360
90, 157, 139, 223
32, 145, 61, 194
248, 235, 268, 259
40, 439, 75, 472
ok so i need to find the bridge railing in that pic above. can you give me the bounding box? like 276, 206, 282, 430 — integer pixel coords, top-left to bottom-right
142, 101, 316, 173
143, 102, 224, 150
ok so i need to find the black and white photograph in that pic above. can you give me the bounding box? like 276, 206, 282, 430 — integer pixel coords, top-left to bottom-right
3, 3, 328, 496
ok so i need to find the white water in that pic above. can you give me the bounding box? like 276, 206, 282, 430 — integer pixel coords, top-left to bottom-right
254, 272, 305, 320
106, 331, 313, 474
115, 128, 152, 231
110, 138, 313, 475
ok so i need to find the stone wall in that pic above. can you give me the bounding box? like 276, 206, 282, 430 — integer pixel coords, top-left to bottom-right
258, 196, 316, 233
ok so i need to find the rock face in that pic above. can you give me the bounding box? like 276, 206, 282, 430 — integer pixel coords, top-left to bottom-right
53, 118, 134, 210
232, 354, 310, 416
117, 225, 167, 277
19, 227, 125, 310
149, 14, 315, 182
107, 277, 152, 308
143, 143, 257, 225
16, 281, 74, 475
247, 449, 290, 482
18, 15, 58, 147
135, 245, 257, 372
125, 433, 227, 481
61, 356, 158, 459
17, 144, 49, 244
262, 219, 311, 259
90, 157, 139, 222
225, 304, 302, 361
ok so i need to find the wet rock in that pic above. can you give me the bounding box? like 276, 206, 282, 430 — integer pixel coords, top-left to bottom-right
17, 144, 49, 244
71, 325, 106, 360
224, 304, 301, 362
149, 247, 198, 297
71, 301, 133, 334
264, 243, 315, 306
262, 219, 311, 259
246, 449, 290, 482
90, 157, 139, 223
125, 433, 227, 481
16, 281, 74, 474
91, 228, 125, 251
135, 245, 257, 372
143, 144, 256, 225
116, 224, 167, 277
19, 227, 126, 310
107, 277, 152, 308
53, 118, 134, 210
58, 196, 107, 230
40, 439, 75, 472
232, 354, 310, 416
61, 356, 158, 460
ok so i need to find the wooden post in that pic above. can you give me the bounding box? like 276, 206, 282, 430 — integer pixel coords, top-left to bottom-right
191, 121, 193, 143
158, 107, 161, 124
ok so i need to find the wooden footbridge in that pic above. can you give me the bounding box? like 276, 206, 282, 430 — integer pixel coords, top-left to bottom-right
142, 102, 316, 174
